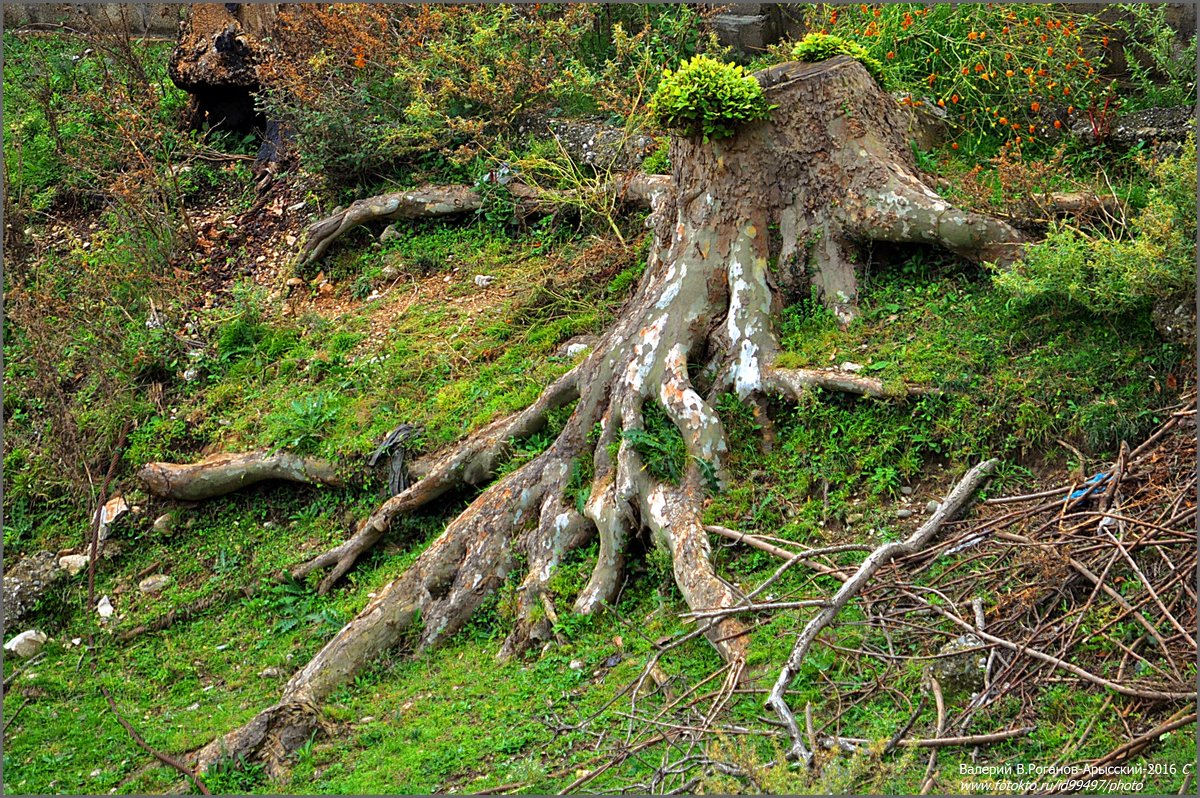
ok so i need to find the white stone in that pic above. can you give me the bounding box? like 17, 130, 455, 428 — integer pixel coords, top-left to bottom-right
97, 595, 114, 619
4, 630, 47, 658
58, 554, 90, 576
569, 659, 585, 670
565, 343, 591, 357
473, 274, 495, 288
840, 361, 864, 372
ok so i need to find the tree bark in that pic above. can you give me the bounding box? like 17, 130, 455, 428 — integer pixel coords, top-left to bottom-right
176, 56, 1024, 775
139, 450, 342, 501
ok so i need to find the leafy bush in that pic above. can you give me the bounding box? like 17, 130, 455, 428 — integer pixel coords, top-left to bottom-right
258, 5, 715, 188
795, 4, 1106, 143
995, 136, 1196, 314
792, 33, 887, 86
649, 55, 773, 141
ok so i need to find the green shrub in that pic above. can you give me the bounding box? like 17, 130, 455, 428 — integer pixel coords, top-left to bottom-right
791, 33, 887, 86
649, 55, 774, 141
995, 136, 1196, 314
794, 4, 1105, 144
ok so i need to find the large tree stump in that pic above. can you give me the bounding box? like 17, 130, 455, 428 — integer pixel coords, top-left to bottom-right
168, 3, 277, 131
176, 57, 1024, 776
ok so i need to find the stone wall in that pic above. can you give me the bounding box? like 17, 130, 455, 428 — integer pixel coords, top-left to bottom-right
4, 4, 185, 37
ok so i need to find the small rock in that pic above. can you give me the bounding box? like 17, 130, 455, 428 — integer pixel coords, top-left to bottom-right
97, 595, 114, 619
380, 265, 398, 280
285, 234, 297, 246
900, 486, 913, 496
4, 630, 48, 658
153, 513, 175, 534
286, 277, 305, 288
318, 282, 334, 296
569, 659, 585, 670
565, 343, 591, 357
58, 554, 90, 576
926, 500, 941, 514
138, 575, 171, 595
215, 644, 230, 651
288, 201, 306, 212
473, 274, 495, 288
259, 666, 282, 678
380, 224, 401, 243
840, 361, 864, 372
255, 254, 266, 264
186, 702, 200, 711
90, 769, 102, 778
72, 638, 83, 647
927, 633, 988, 696
359, 716, 376, 725
183, 368, 199, 382
897, 509, 913, 519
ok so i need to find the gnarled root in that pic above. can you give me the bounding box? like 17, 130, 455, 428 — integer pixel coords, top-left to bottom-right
138, 450, 342, 501
188, 57, 1026, 777
298, 174, 670, 268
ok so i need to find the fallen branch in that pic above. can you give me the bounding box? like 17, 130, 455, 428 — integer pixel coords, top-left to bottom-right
767, 458, 998, 764
822, 725, 1035, 750
139, 450, 342, 501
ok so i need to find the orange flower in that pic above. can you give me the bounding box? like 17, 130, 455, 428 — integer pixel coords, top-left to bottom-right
1063, 86, 1070, 95
1002, 25, 1010, 34
1028, 124, 1036, 133
999, 116, 1008, 125
974, 63, 985, 72
968, 31, 978, 40
1030, 101, 1040, 112
1040, 34, 1048, 43
1076, 46, 1084, 56
1054, 119, 1062, 129
874, 8, 881, 17
951, 142, 959, 150
860, 3, 868, 12
937, 98, 946, 107
902, 13, 913, 28
1067, 105, 1074, 113
887, 51, 896, 59
1047, 46, 1054, 56
962, 67, 970, 76
951, 94, 960, 103
1037, 68, 1047, 76
980, 31, 987, 40
1006, 69, 1015, 77
1102, 35, 1110, 46
927, 73, 937, 86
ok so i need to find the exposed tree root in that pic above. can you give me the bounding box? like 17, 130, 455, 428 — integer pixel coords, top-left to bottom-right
152, 58, 1027, 775
138, 450, 342, 501
298, 173, 671, 267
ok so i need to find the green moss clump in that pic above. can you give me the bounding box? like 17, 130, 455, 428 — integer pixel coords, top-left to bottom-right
791, 33, 887, 87
649, 55, 774, 142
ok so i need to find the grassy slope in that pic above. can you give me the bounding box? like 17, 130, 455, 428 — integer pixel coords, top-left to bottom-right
3, 33, 1195, 798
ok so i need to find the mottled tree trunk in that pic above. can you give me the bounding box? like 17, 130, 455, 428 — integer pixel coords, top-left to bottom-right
176, 57, 1023, 776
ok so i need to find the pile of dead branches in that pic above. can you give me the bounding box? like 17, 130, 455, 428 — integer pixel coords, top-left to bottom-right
559, 396, 1196, 794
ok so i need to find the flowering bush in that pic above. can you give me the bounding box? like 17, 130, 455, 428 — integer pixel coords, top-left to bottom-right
649, 55, 773, 141
799, 3, 1106, 143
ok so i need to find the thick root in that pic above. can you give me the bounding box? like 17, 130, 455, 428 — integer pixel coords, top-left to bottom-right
138, 450, 342, 501
293, 366, 581, 593
190, 56, 1028, 778
298, 175, 669, 268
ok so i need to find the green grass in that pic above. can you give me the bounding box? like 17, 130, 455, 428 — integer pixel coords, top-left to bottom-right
4, 26, 1195, 797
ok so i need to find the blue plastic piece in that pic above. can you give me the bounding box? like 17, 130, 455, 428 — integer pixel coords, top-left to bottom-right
1068, 472, 1110, 500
